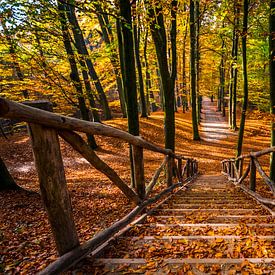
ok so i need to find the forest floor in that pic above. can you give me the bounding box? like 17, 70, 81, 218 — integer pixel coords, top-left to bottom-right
0, 98, 273, 274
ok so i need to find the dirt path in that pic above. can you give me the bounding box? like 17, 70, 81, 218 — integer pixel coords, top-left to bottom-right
200, 97, 236, 142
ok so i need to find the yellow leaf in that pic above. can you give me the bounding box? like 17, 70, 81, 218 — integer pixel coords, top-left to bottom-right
215, 252, 223, 258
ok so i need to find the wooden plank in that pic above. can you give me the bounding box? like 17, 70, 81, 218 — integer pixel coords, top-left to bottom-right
132, 145, 145, 199
28, 124, 79, 256
159, 209, 260, 212
254, 158, 275, 194
129, 235, 275, 241
143, 223, 275, 227
0, 97, 180, 158
145, 156, 168, 196
59, 130, 139, 203
153, 215, 272, 218
167, 156, 173, 187
250, 157, 256, 191
94, 257, 275, 265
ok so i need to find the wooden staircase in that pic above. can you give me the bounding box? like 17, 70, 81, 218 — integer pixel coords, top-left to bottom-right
90, 175, 275, 274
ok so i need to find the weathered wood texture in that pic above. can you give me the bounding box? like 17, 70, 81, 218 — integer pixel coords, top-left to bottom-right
0, 98, 180, 158
59, 130, 139, 204
28, 124, 79, 255
132, 146, 145, 199
222, 148, 275, 207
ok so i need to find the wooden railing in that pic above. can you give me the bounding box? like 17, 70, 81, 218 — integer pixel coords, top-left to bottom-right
0, 98, 198, 274
222, 147, 275, 206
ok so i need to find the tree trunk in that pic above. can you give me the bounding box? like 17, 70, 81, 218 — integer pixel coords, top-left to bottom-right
58, 1, 97, 149
270, 0, 275, 181
0, 156, 19, 191
116, 19, 128, 118
170, 0, 178, 103
119, 0, 142, 192
146, 1, 175, 151
230, 0, 240, 130
190, 0, 200, 141
195, 0, 200, 124
236, 0, 249, 158
95, 7, 127, 118
182, 4, 189, 112
65, 0, 112, 120
133, 0, 147, 118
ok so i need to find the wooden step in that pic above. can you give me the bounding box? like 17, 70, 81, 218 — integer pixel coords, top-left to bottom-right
126, 235, 275, 241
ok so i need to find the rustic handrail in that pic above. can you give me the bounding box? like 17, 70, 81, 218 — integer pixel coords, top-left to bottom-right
0, 97, 198, 273
0, 97, 185, 159
221, 147, 275, 207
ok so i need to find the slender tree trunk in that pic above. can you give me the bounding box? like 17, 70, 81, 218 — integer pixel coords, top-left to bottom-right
231, 0, 240, 130
170, 0, 177, 102
133, 0, 147, 118
143, 30, 156, 114
0, 157, 19, 191
195, 0, 200, 124
270, 0, 275, 181
220, 37, 226, 117
236, 0, 249, 158
95, 7, 127, 117
119, 0, 140, 189
146, 1, 175, 151
182, 3, 189, 112
65, 0, 112, 120
58, 1, 97, 149
190, 0, 200, 140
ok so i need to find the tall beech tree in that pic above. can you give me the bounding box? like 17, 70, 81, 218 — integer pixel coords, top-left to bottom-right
58, 1, 97, 149
229, 0, 240, 130
119, 0, 144, 195
145, 0, 176, 151
270, 0, 275, 181
190, 0, 200, 140
65, 0, 112, 120
93, 3, 127, 118
133, 0, 147, 118
236, 0, 249, 158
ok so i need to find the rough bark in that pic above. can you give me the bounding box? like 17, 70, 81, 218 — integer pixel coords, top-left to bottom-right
133, 0, 147, 118
146, 1, 175, 151
29, 124, 79, 256
236, 0, 249, 158
270, 0, 275, 181
190, 0, 200, 140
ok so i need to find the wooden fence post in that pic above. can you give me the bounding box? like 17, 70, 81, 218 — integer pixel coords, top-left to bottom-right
28, 124, 79, 255
167, 156, 173, 187
186, 159, 190, 178
133, 145, 145, 200
178, 158, 183, 182
239, 159, 243, 177
249, 157, 256, 192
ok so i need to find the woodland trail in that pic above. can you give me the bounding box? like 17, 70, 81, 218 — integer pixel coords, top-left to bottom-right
73, 98, 275, 274
89, 175, 275, 274
200, 97, 236, 142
